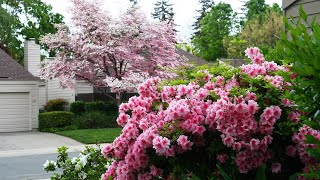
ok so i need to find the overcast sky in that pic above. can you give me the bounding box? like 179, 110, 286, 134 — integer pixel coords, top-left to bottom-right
42, 0, 282, 42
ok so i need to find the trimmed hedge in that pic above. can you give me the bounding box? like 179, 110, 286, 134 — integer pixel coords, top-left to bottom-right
45, 98, 68, 112
39, 111, 75, 131
73, 111, 118, 129
85, 101, 106, 112
70, 101, 86, 115
70, 101, 118, 114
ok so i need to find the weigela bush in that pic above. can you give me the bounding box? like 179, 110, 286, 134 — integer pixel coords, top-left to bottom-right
102, 47, 320, 179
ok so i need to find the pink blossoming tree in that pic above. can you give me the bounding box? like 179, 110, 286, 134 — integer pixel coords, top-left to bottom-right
40, 0, 182, 102
101, 47, 320, 179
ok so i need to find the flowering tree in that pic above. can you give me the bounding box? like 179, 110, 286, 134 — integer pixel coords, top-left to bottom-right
40, 0, 181, 101
101, 47, 320, 179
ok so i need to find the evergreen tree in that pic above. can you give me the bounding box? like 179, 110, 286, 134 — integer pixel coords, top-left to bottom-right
192, 3, 235, 61
152, 0, 175, 22
129, 0, 139, 6
192, 0, 214, 35
244, 0, 269, 21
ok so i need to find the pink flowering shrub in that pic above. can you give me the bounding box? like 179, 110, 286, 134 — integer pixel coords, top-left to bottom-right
102, 47, 320, 179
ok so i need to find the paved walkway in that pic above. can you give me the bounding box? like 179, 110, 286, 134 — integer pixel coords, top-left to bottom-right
0, 131, 108, 157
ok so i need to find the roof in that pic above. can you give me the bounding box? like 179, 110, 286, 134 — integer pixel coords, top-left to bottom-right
176, 48, 208, 66
283, 0, 298, 9
0, 48, 39, 81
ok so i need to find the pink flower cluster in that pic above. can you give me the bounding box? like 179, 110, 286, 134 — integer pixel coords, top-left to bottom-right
101, 47, 311, 179
241, 47, 287, 81
292, 125, 320, 163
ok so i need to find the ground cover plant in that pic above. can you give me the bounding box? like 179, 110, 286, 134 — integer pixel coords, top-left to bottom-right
101, 47, 320, 179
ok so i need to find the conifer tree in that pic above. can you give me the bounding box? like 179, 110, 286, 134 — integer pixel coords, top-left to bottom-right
192, 0, 214, 35
152, 0, 175, 22
129, 0, 139, 6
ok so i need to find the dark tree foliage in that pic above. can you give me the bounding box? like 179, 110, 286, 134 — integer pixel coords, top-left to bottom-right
192, 3, 234, 61
0, 0, 64, 64
129, 0, 139, 6
192, 0, 214, 36
152, 0, 175, 22
243, 0, 282, 22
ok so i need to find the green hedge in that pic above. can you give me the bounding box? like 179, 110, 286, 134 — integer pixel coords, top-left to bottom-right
39, 111, 75, 131
73, 111, 118, 129
70, 101, 86, 115
70, 101, 118, 114
45, 98, 68, 112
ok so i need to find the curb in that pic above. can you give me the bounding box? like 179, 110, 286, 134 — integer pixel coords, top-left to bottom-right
0, 143, 109, 158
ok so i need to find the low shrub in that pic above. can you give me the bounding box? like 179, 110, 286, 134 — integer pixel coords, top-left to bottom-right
73, 111, 118, 129
85, 101, 118, 113
85, 101, 106, 112
44, 146, 110, 180
39, 111, 75, 131
45, 98, 68, 112
70, 101, 86, 115
104, 101, 118, 112
41, 125, 78, 133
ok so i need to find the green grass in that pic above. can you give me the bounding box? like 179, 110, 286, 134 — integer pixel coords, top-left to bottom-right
55, 128, 122, 144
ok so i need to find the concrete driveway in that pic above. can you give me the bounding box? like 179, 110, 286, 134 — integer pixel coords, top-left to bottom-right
0, 131, 83, 157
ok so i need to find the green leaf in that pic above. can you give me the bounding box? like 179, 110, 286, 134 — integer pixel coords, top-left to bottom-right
255, 164, 267, 180
289, 173, 302, 180
216, 165, 232, 180
299, 5, 308, 22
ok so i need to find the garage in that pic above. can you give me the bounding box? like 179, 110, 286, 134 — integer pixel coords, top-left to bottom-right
0, 47, 39, 132
0, 93, 30, 132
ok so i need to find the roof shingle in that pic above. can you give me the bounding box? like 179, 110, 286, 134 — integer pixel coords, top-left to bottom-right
0, 48, 39, 81
176, 49, 209, 66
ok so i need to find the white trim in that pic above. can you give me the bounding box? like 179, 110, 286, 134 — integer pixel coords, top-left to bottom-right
0, 81, 38, 85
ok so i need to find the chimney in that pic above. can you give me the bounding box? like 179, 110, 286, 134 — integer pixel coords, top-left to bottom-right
24, 38, 41, 77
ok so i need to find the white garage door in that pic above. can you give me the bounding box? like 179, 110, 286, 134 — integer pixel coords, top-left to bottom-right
0, 93, 30, 132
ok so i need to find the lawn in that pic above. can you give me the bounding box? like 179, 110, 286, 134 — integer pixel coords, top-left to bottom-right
56, 128, 122, 144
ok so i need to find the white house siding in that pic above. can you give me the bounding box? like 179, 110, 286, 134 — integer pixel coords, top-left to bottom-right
47, 78, 75, 103
0, 81, 39, 131
76, 80, 94, 94
38, 82, 47, 108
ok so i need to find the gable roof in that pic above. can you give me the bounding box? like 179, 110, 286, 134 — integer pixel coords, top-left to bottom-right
283, 0, 298, 9
0, 48, 39, 81
176, 48, 208, 66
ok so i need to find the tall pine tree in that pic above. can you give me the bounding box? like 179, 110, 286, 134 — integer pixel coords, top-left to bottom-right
129, 0, 139, 6
244, 0, 268, 21
192, 0, 214, 35
152, 0, 174, 22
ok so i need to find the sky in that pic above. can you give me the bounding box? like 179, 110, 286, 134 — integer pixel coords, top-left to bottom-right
42, 0, 282, 43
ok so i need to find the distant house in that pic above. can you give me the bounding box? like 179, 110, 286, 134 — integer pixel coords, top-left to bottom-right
0, 45, 39, 132
283, 0, 320, 25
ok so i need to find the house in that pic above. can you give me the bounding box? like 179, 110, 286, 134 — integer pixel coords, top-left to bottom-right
0, 44, 39, 132
283, 0, 320, 26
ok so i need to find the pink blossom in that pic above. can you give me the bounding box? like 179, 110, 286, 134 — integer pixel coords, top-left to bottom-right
177, 135, 193, 151
152, 136, 171, 155
271, 162, 281, 173
288, 111, 300, 124
286, 145, 297, 157
217, 154, 228, 163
